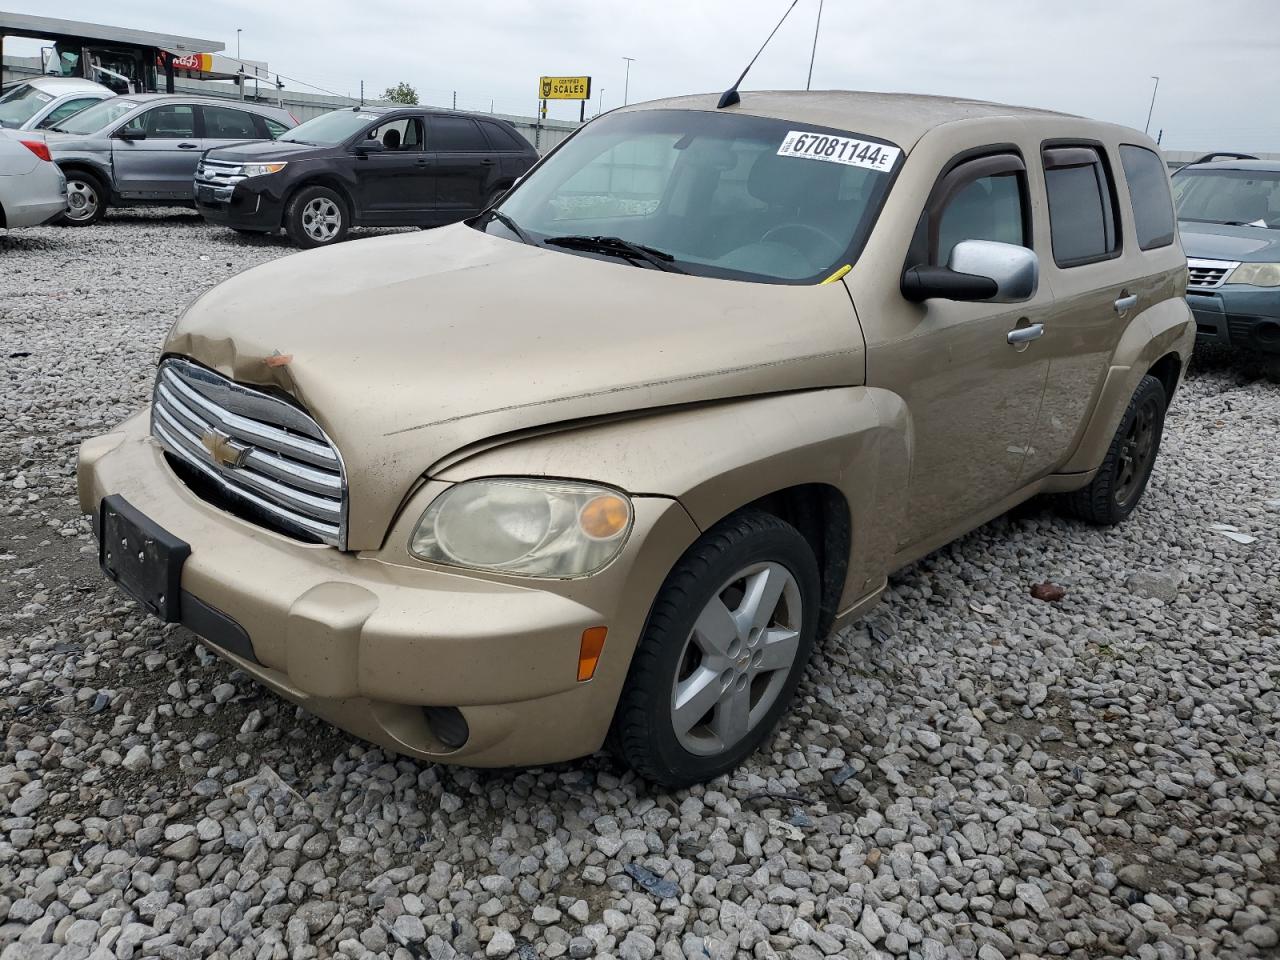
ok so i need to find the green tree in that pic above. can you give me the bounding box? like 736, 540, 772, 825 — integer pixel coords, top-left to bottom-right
381, 82, 419, 105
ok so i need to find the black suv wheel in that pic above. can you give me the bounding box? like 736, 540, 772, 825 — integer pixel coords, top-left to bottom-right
285, 185, 349, 249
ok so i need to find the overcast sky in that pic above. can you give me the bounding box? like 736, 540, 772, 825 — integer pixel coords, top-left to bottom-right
6, 0, 1278, 151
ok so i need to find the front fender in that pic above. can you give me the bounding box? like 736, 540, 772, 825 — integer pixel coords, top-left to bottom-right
436, 387, 911, 608
1060, 296, 1195, 474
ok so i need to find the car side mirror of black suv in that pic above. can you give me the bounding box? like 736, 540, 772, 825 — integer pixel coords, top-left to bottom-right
353, 139, 385, 154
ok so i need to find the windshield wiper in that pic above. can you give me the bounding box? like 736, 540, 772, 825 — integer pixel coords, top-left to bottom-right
544, 235, 686, 273
488, 209, 532, 245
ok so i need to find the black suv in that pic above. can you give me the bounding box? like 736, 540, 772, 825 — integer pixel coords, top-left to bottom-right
194, 106, 539, 248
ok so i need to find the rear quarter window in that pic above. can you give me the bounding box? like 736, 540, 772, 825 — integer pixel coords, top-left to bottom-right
1042, 145, 1121, 267
1119, 145, 1176, 250
481, 120, 531, 152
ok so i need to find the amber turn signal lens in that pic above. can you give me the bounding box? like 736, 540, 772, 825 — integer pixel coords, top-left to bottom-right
577, 626, 607, 682
578, 494, 630, 540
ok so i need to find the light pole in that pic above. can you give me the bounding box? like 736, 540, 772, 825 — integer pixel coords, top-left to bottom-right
1144, 75, 1159, 134
622, 57, 635, 105
236, 28, 241, 59
596, 87, 604, 117
806, 0, 823, 90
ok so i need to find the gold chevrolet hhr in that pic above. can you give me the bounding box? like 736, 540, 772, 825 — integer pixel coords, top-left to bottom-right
79, 91, 1194, 786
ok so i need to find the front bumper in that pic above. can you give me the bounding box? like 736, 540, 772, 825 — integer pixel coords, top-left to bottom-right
78, 411, 699, 766
194, 180, 285, 232
1188, 287, 1280, 354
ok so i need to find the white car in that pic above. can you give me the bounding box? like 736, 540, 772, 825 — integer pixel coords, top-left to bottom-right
0, 130, 67, 228
0, 77, 113, 132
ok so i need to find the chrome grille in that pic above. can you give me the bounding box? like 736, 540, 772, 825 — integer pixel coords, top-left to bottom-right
1187, 257, 1238, 290
195, 158, 247, 188
150, 358, 346, 547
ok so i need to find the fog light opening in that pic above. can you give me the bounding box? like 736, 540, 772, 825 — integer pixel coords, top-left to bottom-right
423, 705, 469, 750
1255, 320, 1280, 346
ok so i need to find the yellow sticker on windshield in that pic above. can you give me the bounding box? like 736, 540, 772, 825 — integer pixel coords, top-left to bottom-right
777, 131, 900, 172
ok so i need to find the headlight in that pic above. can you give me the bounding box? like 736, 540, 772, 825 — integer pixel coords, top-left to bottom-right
242, 162, 288, 177
1228, 262, 1280, 287
410, 479, 633, 577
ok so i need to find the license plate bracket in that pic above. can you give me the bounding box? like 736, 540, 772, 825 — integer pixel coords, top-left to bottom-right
99, 495, 189, 623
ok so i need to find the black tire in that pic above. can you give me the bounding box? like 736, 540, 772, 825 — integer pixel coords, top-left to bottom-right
1061, 374, 1167, 525
284, 185, 349, 249
59, 169, 108, 226
611, 511, 821, 788
1264, 356, 1280, 385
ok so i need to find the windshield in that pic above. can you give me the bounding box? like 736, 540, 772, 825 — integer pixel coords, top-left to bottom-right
279, 109, 381, 145
0, 84, 53, 127
54, 97, 138, 134
483, 108, 903, 283
1173, 168, 1280, 229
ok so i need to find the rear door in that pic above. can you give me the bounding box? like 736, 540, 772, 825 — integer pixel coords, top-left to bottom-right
1019, 142, 1165, 479
350, 115, 434, 223
199, 104, 263, 153
428, 115, 499, 221
111, 102, 201, 198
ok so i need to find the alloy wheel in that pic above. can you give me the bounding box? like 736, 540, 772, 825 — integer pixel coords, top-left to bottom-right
65, 179, 99, 222
671, 561, 803, 756
302, 197, 341, 243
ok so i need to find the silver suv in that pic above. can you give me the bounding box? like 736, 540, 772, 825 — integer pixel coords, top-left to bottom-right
43, 94, 296, 225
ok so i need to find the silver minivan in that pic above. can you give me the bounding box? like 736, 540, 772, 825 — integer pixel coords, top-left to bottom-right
43, 94, 296, 224
0, 77, 113, 132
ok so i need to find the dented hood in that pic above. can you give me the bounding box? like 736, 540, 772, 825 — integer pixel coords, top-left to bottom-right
166, 224, 864, 548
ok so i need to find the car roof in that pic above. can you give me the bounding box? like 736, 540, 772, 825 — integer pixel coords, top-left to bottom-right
1178, 158, 1280, 173
25, 76, 111, 95
328, 104, 516, 123
104, 93, 293, 120
621, 89, 1080, 149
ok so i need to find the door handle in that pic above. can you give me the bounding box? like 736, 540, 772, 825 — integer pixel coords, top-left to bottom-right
479, 158, 495, 165
1114, 293, 1138, 314
177, 142, 199, 149
1007, 323, 1045, 345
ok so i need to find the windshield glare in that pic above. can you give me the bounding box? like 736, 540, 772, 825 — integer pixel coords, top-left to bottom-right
53, 97, 138, 134
280, 109, 380, 145
488, 109, 902, 283
0, 84, 53, 126
1174, 168, 1280, 229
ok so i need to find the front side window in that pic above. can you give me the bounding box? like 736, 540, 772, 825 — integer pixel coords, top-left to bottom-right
485, 108, 903, 284
49, 97, 137, 134
126, 104, 195, 139
202, 105, 258, 139
363, 116, 423, 151
1043, 145, 1120, 267
1120, 145, 1176, 249
936, 173, 1026, 264
1172, 167, 1280, 230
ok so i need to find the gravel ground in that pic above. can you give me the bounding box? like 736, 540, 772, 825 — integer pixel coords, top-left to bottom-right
1, 210, 1278, 960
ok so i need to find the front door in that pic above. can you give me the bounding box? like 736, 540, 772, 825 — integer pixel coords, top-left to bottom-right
111, 103, 201, 198
428, 115, 499, 222
351, 115, 434, 223
867, 151, 1053, 549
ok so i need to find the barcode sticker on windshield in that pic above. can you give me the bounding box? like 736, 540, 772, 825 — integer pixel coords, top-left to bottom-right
777, 131, 901, 172
356, 113, 378, 120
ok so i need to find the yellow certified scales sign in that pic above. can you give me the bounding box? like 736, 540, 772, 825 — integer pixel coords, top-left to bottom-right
540, 76, 592, 100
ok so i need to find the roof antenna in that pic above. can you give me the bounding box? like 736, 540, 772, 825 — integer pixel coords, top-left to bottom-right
718, 0, 803, 109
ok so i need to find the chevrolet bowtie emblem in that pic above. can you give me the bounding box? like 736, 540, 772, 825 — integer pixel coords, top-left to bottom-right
201, 429, 250, 469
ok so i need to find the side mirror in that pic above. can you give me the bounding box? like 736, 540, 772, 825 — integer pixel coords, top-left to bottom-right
115, 127, 146, 141
901, 240, 1038, 304
353, 139, 385, 154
